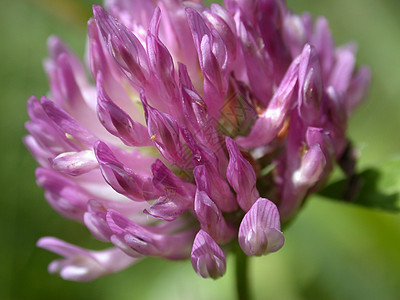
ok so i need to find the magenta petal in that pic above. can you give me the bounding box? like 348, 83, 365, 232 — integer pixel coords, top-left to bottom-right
194, 190, 219, 225
236, 53, 300, 148
345, 66, 371, 114
194, 189, 235, 243
146, 8, 179, 103
104, 0, 155, 29
305, 127, 334, 162
151, 159, 196, 198
106, 209, 193, 259
47, 36, 83, 77
191, 230, 226, 279
52, 150, 98, 176
178, 63, 208, 131
199, 33, 225, 85
193, 164, 237, 213
239, 198, 284, 256
325, 86, 347, 133
49, 52, 85, 109
106, 209, 158, 256
329, 44, 356, 94
256, 1, 291, 81
312, 17, 334, 80
23, 135, 52, 167
238, 17, 273, 105
97, 74, 151, 146
141, 92, 187, 166
147, 32, 179, 99
83, 200, 112, 242
25, 118, 68, 156
95, 141, 160, 201
199, 34, 226, 117
292, 144, 326, 187
45, 37, 88, 111
185, 8, 212, 59
26, 96, 77, 153
186, 8, 227, 117
205, 4, 236, 62
297, 44, 323, 123
40, 97, 97, 148
93, 5, 149, 88
226, 137, 259, 211
306, 127, 327, 146
35, 168, 90, 220
37, 237, 138, 281
144, 194, 191, 221
282, 14, 307, 57
88, 19, 139, 118
88, 19, 115, 86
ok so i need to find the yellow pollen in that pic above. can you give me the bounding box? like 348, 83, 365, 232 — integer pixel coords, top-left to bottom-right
150, 134, 157, 141
65, 133, 87, 149
298, 142, 308, 158
277, 118, 290, 140
195, 100, 205, 107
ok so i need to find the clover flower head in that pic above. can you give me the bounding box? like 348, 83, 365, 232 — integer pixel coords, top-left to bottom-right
25, 0, 370, 280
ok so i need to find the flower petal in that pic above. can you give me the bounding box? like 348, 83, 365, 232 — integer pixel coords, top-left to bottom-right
194, 189, 235, 243
35, 168, 91, 220
93, 5, 149, 88
191, 230, 226, 279
226, 137, 259, 211
52, 150, 98, 176
96, 74, 151, 147
94, 141, 160, 201
37, 237, 138, 281
238, 198, 284, 256
236, 52, 300, 148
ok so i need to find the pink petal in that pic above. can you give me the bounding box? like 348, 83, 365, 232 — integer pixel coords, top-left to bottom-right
239, 198, 284, 256
191, 230, 226, 279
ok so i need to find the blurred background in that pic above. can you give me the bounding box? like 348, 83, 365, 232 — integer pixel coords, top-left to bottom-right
1, 0, 400, 299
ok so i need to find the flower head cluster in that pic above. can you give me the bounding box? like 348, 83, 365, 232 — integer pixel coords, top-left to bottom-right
25, 0, 370, 281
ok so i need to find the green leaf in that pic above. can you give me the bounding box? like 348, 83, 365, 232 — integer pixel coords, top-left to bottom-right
319, 157, 400, 212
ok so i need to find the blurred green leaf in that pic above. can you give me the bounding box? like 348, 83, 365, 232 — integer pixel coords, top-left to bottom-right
319, 157, 400, 212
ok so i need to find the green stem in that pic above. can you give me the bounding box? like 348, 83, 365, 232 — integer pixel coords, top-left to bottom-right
235, 245, 252, 300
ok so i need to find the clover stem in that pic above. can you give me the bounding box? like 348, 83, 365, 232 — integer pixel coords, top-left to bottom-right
235, 244, 252, 300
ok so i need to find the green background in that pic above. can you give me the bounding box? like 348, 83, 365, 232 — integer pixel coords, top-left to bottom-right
1, 0, 400, 299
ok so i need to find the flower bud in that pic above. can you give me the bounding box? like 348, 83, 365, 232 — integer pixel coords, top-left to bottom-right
93, 5, 149, 88
292, 144, 326, 188
52, 150, 98, 176
238, 198, 284, 256
191, 230, 226, 279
